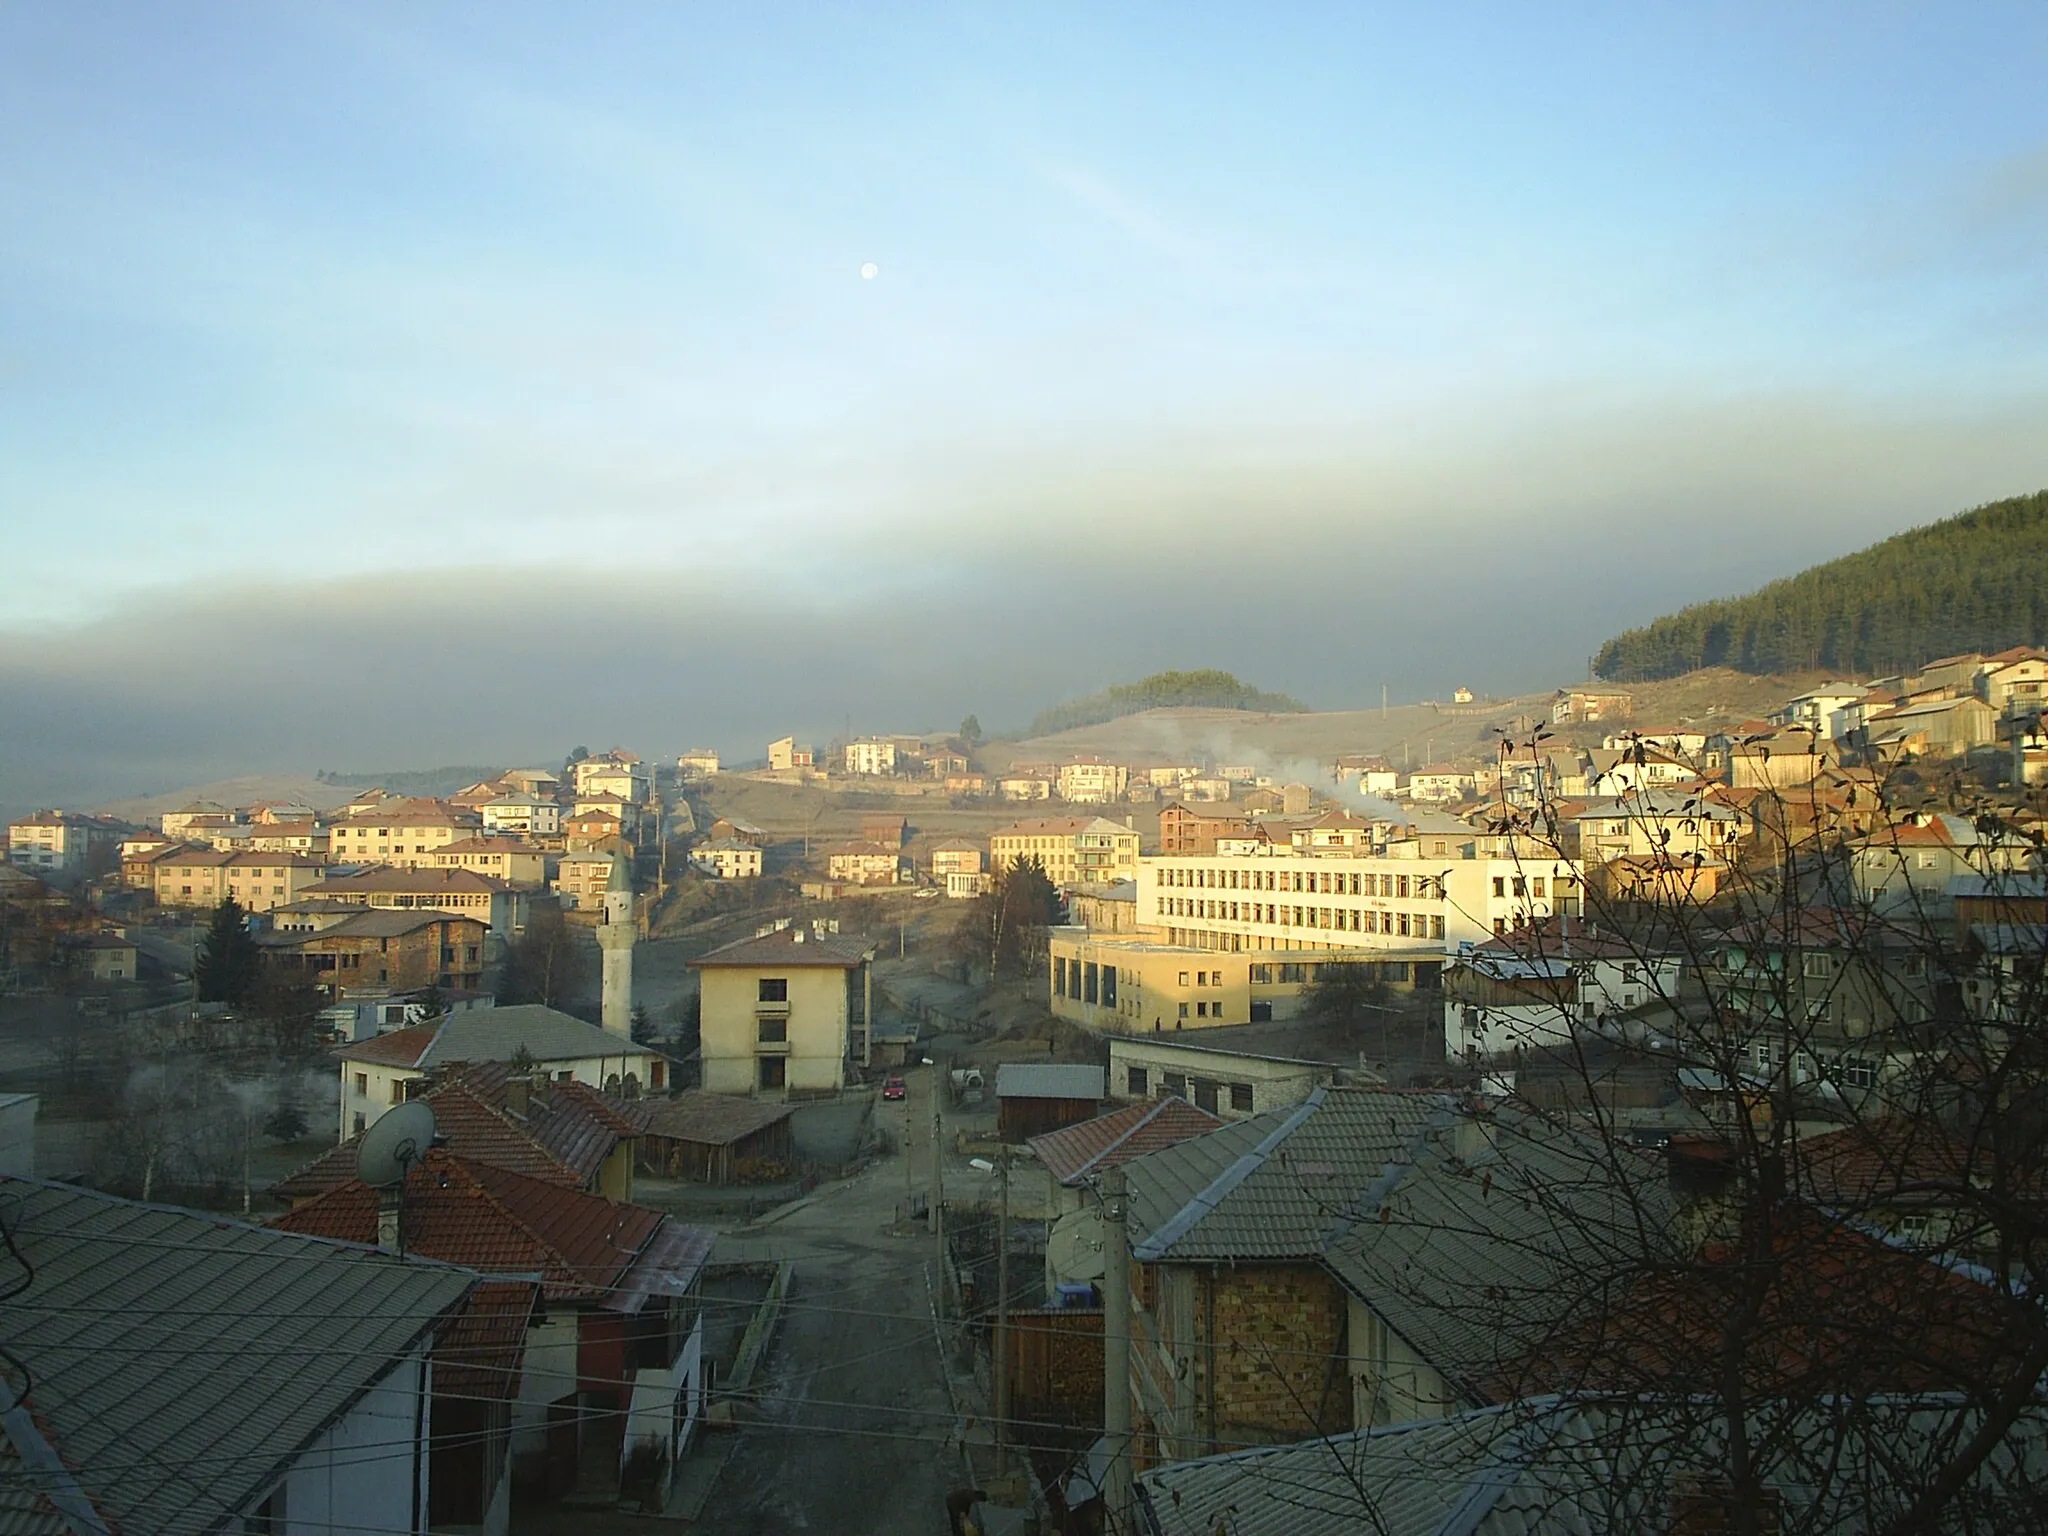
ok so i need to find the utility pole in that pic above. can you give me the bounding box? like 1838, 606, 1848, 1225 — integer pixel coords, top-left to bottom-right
1102, 1164, 1133, 1533
994, 1152, 1011, 1472
932, 1098, 946, 1320
1382, 683, 1388, 718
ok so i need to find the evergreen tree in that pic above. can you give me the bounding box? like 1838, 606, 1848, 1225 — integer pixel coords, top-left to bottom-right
1595, 489, 2048, 680
194, 898, 260, 1006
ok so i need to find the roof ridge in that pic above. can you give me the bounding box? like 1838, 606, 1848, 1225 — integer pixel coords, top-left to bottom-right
1134, 1088, 1327, 1262
1319, 1095, 1463, 1255
1074, 1097, 1174, 1178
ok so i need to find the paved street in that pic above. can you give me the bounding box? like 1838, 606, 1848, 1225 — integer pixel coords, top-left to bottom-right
708, 1065, 974, 1534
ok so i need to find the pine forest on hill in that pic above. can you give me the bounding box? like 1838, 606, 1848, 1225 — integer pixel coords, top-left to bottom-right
1593, 489, 2048, 682
1021, 669, 1308, 738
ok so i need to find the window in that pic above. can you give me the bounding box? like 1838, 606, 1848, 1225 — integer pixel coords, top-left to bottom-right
1178, 1002, 1189, 1018
758, 1055, 786, 1090
758, 977, 788, 1003
1178, 971, 1190, 986
1162, 1072, 1186, 1098
757, 1017, 787, 1043
1492, 877, 1505, 897
354, 1073, 369, 1096
1127, 1066, 1149, 1096
1229, 1083, 1254, 1112
352, 1112, 366, 1135
390, 1080, 406, 1104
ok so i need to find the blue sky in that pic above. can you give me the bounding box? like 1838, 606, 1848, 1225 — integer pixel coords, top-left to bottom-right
2, 3, 2046, 783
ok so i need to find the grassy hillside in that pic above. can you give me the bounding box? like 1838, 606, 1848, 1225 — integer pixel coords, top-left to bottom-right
1594, 489, 2048, 681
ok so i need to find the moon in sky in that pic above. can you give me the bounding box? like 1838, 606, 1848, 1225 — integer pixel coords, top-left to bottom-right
860, 261, 879, 280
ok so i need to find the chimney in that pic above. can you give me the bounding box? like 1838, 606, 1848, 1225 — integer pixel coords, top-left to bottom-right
376, 1193, 402, 1252
506, 1074, 531, 1118
1452, 1103, 1497, 1163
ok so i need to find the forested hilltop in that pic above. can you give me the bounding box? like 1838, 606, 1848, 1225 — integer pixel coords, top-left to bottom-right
1023, 669, 1307, 737
1594, 490, 2048, 681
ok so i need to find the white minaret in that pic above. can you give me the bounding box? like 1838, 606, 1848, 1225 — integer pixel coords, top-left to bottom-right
597, 853, 636, 1037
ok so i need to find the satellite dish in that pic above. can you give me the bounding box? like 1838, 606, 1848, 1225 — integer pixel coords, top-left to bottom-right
357, 1100, 437, 1188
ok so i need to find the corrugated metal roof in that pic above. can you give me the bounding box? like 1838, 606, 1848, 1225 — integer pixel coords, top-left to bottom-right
995, 1064, 1105, 1101
0, 1177, 474, 1536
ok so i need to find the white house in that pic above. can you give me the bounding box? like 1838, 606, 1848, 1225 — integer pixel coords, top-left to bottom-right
481, 794, 562, 837
843, 738, 898, 776
691, 838, 763, 879
333, 1004, 666, 1139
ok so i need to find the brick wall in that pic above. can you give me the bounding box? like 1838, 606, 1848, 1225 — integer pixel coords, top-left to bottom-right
1132, 1260, 1351, 1467
1202, 1263, 1349, 1447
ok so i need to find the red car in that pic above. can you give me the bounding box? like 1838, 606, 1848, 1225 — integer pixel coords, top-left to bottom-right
881, 1075, 907, 1100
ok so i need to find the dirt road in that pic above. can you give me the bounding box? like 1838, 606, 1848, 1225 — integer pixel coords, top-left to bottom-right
707, 1066, 973, 1534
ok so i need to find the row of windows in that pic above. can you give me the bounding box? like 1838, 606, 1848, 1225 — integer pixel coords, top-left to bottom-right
1162, 866, 1441, 898
1125, 1065, 1254, 1113
1161, 896, 1446, 939
1751, 1042, 1876, 1088
1052, 957, 1119, 1009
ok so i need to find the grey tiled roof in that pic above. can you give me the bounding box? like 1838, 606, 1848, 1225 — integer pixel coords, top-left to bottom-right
421, 1004, 648, 1067
1136, 1402, 1573, 1536
1319, 1109, 1671, 1401
1125, 1087, 1452, 1263
1136, 1397, 2048, 1535
0, 1178, 476, 1536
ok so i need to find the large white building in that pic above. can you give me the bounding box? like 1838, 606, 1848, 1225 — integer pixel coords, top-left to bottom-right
843, 738, 898, 776
1135, 833, 1581, 956
6, 810, 98, 875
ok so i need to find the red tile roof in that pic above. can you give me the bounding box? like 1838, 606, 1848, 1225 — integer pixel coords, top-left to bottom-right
1028, 1097, 1223, 1186
271, 1149, 664, 1301
270, 1080, 584, 1202
435, 1280, 539, 1400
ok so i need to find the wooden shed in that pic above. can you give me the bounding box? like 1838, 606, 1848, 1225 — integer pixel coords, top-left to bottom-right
995, 1063, 1105, 1144
636, 1092, 798, 1183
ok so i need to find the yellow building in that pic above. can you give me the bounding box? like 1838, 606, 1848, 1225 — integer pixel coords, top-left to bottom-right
150, 847, 329, 912
691, 924, 876, 1095
1047, 928, 1436, 1033
325, 802, 483, 866
990, 816, 1141, 887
